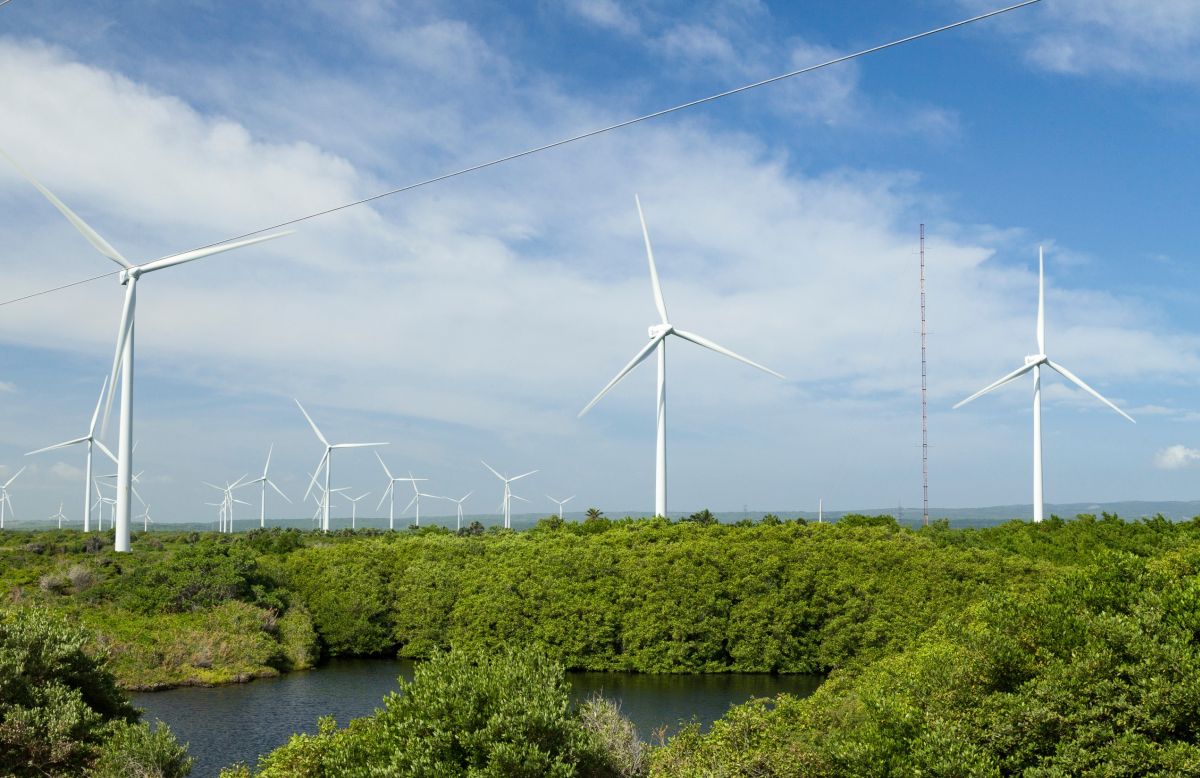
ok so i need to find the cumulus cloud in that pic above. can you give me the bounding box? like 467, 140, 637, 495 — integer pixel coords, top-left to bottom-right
0, 381, 14, 393
49, 462, 83, 481
1154, 445, 1200, 470
565, 0, 641, 35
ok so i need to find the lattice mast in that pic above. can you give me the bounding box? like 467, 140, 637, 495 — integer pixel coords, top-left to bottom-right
920, 224, 930, 527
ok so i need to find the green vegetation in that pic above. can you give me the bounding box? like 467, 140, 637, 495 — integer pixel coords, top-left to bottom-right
222, 648, 630, 777
6, 513, 1200, 775
0, 606, 190, 777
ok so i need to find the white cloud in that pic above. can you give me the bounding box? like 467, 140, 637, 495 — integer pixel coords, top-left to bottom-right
49, 461, 83, 481
565, 0, 641, 36
1154, 445, 1200, 470
962, 0, 1200, 80
0, 381, 14, 393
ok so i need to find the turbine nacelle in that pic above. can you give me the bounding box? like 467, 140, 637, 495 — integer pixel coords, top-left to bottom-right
648, 323, 673, 340
1024, 354, 1047, 366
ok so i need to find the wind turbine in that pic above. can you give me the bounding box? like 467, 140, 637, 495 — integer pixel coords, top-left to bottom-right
400, 473, 437, 527
51, 502, 67, 529
242, 445, 291, 528
295, 399, 388, 532
138, 503, 154, 532
547, 494, 575, 521
0, 467, 24, 529
482, 461, 537, 529
953, 247, 1135, 523
342, 491, 371, 530
578, 195, 785, 518
375, 453, 426, 531
25, 378, 114, 532
1, 149, 292, 553
203, 475, 250, 533
436, 492, 474, 531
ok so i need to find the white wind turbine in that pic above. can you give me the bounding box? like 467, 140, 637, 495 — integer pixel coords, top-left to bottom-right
25, 378, 114, 532
578, 195, 785, 518
436, 492, 474, 531
138, 503, 154, 532
51, 502, 67, 530
547, 494, 575, 521
400, 473, 437, 527
1, 149, 292, 553
342, 491, 371, 530
953, 247, 1135, 523
482, 461, 537, 529
203, 476, 250, 533
295, 399, 388, 532
0, 467, 24, 529
375, 453, 427, 531
242, 445, 291, 528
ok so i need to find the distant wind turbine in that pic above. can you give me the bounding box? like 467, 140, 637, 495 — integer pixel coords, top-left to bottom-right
547, 494, 575, 521
51, 501, 67, 529
375, 453, 426, 531
0, 467, 24, 529
203, 475, 250, 533
482, 461, 536, 529
342, 491, 371, 530
138, 503, 154, 532
436, 491, 474, 531
400, 472, 436, 527
578, 195, 785, 518
242, 445, 291, 528
0, 148, 292, 553
295, 399, 388, 532
25, 378, 114, 532
953, 247, 1135, 523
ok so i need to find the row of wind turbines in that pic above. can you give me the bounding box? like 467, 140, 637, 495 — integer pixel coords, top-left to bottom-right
2, 147, 1137, 548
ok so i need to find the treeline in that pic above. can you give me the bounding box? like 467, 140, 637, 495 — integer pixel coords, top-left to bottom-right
4, 513, 1200, 689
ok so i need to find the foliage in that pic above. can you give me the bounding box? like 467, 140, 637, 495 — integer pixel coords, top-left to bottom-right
90, 719, 193, 778
240, 648, 622, 777
650, 546, 1200, 776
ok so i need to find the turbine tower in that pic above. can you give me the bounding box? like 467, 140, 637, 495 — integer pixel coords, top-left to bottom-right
1, 148, 291, 552
482, 461, 536, 529
375, 454, 426, 531
547, 494, 575, 521
953, 247, 1134, 522
242, 445, 291, 528
578, 195, 785, 518
342, 491, 370, 530
436, 492, 474, 531
295, 399, 387, 532
25, 378, 114, 532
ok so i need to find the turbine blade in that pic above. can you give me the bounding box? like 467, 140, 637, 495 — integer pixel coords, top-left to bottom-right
510, 470, 538, 482
89, 375, 109, 436
263, 443, 274, 477
481, 461, 504, 481
0, 147, 131, 268
331, 442, 389, 449
953, 362, 1035, 409
635, 194, 669, 324
375, 451, 394, 479
94, 439, 117, 464
25, 436, 89, 456
3, 466, 25, 488
304, 451, 329, 501
672, 329, 786, 380
293, 399, 329, 446
578, 334, 665, 417
376, 484, 392, 511
402, 494, 418, 513
1045, 360, 1136, 423
100, 277, 137, 437
267, 479, 292, 503
202, 482, 225, 491
136, 231, 293, 275
1037, 246, 1046, 354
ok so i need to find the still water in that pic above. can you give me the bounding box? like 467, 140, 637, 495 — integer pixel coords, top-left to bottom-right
133, 659, 822, 777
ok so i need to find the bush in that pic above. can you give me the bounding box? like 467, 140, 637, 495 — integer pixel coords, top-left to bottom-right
246, 648, 623, 777
90, 719, 192, 778
0, 607, 137, 775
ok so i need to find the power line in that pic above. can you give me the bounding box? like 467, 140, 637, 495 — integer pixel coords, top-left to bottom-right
0, 0, 1042, 309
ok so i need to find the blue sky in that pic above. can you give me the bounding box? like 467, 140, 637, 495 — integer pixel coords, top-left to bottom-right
0, 0, 1198, 526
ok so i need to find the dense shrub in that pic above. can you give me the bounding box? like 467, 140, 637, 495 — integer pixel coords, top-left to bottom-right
233, 649, 626, 777
90, 719, 193, 778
